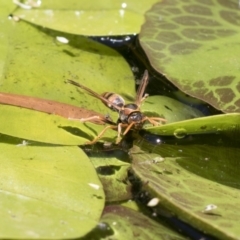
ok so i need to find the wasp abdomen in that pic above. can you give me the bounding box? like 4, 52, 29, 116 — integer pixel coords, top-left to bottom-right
101, 92, 125, 111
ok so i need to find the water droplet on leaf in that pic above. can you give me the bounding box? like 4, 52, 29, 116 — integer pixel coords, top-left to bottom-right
174, 128, 187, 139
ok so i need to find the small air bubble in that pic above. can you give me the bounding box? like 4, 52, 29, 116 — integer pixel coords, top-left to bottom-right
97, 222, 109, 231
152, 212, 157, 217
121, 3, 127, 8
88, 183, 100, 190
56, 36, 69, 44
147, 198, 160, 207
203, 204, 217, 213
174, 128, 187, 139
131, 66, 139, 72
152, 157, 164, 163
17, 140, 29, 147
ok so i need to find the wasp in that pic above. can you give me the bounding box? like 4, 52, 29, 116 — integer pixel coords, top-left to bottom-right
67, 70, 166, 144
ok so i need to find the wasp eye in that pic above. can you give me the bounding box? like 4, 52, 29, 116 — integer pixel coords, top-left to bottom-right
128, 111, 143, 123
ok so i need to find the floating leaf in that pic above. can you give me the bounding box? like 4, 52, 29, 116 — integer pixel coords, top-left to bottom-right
140, 0, 240, 113
86, 205, 185, 239
0, 11, 137, 143
12, 0, 159, 36
145, 113, 240, 138
141, 95, 204, 124
131, 138, 240, 239
0, 14, 135, 121
0, 104, 117, 145
89, 150, 132, 202
0, 134, 104, 239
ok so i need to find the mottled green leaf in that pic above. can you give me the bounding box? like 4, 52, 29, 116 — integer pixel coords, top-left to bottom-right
90, 150, 132, 202
13, 0, 159, 36
86, 205, 185, 239
140, 0, 240, 113
0, 134, 105, 239
131, 141, 240, 239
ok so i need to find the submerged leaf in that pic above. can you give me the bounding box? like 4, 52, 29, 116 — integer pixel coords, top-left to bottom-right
140, 0, 240, 113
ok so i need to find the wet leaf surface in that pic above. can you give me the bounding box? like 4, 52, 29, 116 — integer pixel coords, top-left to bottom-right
0, 5, 135, 144
89, 150, 132, 202
145, 113, 240, 138
86, 205, 185, 239
0, 11, 134, 118
130, 138, 240, 239
12, 0, 159, 36
1, 1, 240, 239
0, 104, 117, 145
140, 0, 240, 113
0, 134, 104, 239
141, 95, 204, 124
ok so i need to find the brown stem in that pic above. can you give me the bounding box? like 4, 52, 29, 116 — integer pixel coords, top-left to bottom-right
0, 92, 108, 125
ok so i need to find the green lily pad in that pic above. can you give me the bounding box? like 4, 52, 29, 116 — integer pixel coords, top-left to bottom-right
145, 113, 240, 138
141, 95, 204, 124
0, 15, 134, 117
96, 165, 132, 202
139, 0, 240, 113
86, 205, 185, 239
12, 0, 159, 36
0, 104, 118, 145
130, 140, 240, 239
0, 11, 138, 143
90, 150, 132, 202
0, 134, 105, 239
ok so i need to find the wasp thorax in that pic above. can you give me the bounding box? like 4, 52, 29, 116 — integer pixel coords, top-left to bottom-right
124, 103, 138, 110
101, 92, 125, 111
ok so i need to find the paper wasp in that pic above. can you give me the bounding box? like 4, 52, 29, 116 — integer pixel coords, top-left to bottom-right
67, 70, 166, 144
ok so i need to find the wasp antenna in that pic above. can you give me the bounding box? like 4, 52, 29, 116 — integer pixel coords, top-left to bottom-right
67, 79, 122, 111
135, 70, 149, 106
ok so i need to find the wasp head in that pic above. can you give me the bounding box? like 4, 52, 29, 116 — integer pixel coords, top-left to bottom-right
127, 111, 144, 128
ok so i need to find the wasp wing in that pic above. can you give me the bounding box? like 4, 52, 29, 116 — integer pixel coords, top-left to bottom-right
67, 79, 122, 112
135, 70, 149, 106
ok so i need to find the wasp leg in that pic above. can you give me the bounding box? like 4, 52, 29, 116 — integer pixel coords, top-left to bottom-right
122, 122, 135, 136
114, 123, 131, 144
115, 123, 122, 144
86, 125, 118, 145
143, 116, 167, 126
